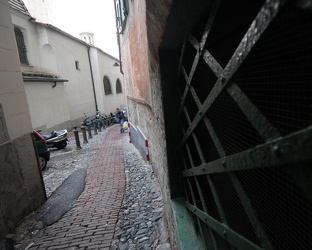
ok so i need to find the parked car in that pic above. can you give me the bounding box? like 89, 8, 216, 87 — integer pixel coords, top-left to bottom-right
33, 130, 50, 170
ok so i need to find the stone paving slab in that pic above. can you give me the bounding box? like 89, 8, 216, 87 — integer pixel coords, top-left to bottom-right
29, 126, 125, 249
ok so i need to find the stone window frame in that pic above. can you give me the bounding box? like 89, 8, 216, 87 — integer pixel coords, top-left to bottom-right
103, 76, 112, 95
14, 26, 29, 65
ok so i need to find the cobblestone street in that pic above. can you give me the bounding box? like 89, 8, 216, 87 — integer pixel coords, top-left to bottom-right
3, 125, 170, 250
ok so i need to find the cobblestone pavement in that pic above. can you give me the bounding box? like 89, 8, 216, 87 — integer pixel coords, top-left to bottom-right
111, 136, 170, 250
3, 124, 170, 250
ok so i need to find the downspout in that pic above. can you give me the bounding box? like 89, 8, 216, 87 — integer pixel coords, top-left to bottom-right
88, 46, 99, 112
116, 30, 124, 75
114, 0, 124, 75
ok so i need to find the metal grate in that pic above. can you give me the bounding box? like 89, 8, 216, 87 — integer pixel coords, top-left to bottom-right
176, 0, 312, 249
14, 26, 29, 65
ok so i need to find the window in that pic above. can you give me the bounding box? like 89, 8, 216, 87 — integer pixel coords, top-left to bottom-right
103, 76, 112, 95
116, 79, 122, 93
14, 26, 29, 65
75, 61, 80, 70
115, 0, 128, 32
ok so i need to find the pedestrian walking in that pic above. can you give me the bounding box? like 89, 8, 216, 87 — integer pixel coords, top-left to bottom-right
116, 108, 125, 133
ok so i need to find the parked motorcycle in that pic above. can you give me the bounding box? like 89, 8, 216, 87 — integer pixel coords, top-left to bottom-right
38, 129, 68, 149
82, 112, 108, 129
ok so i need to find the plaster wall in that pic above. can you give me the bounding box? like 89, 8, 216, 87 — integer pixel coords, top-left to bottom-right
38, 27, 96, 122
10, 5, 126, 131
122, 1, 151, 106
90, 47, 126, 114
10, 11, 96, 129
119, 0, 179, 247
24, 81, 71, 131
1, 2, 33, 140
0, 0, 45, 237
10, 10, 46, 74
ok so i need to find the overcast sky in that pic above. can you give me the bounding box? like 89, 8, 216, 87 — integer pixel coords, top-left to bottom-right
23, 0, 119, 58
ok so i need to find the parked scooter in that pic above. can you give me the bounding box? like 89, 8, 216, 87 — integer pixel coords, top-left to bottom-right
38, 129, 68, 149
82, 113, 97, 128
82, 112, 106, 129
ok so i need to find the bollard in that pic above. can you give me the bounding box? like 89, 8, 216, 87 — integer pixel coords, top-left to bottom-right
81, 125, 88, 144
98, 119, 102, 132
94, 120, 98, 135
87, 123, 93, 139
102, 118, 105, 129
101, 117, 105, 129
73, 125, 82, 149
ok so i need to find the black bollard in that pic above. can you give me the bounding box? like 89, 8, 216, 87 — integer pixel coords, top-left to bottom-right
94, 120, 98, 135
87, 123, 93, 139
73, 125, 82, 149
103, 117, 106, 129
98, 119, 102, 132
81, 125, 88, 144
104, 118, 108, 128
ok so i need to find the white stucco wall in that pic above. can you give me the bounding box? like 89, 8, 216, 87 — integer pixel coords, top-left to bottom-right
90, 48, 126, 114
43, 28, 96, 120
10, 10, 42, 72
11, 9, 97, 127
24, 81, 71, 130
0, 0, 33, 140
9, 4, 126, 131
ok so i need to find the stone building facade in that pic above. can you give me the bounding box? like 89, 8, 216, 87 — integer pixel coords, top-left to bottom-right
0, 0, 126, 238
117, 0, 312, 249
10, 0, 126, 133
0, 0, 45, 238
115, 0, 180, 247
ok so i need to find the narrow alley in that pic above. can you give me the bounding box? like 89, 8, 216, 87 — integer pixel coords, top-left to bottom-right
6, 125, 169, 250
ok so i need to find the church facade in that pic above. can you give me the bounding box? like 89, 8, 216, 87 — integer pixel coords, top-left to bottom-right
10, 0, 126, 133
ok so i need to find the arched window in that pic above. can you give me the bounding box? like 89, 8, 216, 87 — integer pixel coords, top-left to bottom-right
116, 79, 122, 93
103, 76, 112, 95
14, 26, 29, 65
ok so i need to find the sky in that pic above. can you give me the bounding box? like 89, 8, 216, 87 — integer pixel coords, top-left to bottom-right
23, 0, 119, 58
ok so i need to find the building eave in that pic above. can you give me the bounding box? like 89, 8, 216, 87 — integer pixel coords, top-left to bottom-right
35, 22, 120, 62
23, 77, 68, 82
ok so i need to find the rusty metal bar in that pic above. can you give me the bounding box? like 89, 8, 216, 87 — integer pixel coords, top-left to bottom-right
227, 82, 281, 141
229, 173, 274, 249
181, 0, 283, 144
186, 202, 263, 250
183, 126, 312, 176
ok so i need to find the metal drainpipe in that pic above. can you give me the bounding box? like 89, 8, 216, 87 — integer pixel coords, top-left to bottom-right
114, 0, 124, 75
88, 46, 99, 112
116, 31, 124, 75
